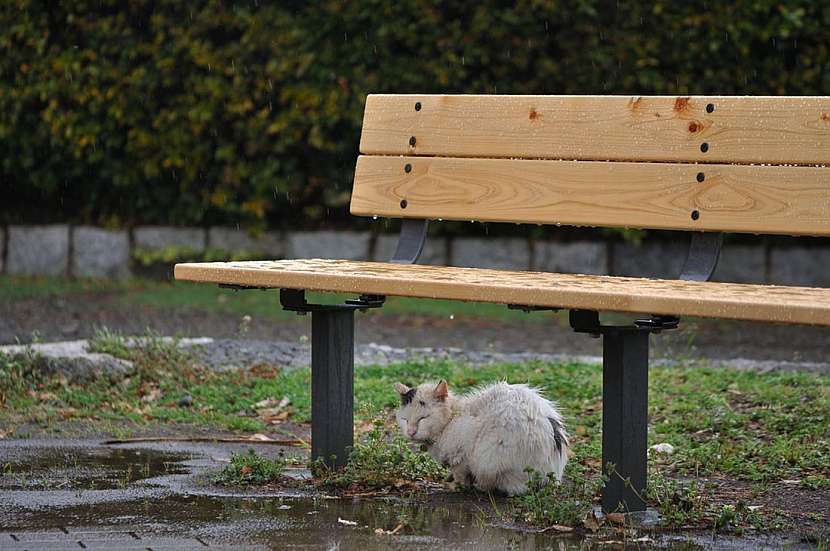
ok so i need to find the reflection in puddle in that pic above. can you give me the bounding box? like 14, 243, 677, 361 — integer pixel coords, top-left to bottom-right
0, 444, 809, 550
0, 446, 190, 490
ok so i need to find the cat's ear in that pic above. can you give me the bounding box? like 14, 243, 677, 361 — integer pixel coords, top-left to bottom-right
395, 383, 416, 405
434, 380, 449, 402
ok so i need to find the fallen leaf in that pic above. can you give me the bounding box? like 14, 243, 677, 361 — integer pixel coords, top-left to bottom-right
253, 397, 280, 409
541, 524, 573, 533
240, 465, 252, 475
258, 396, 292, 424
649, 443, 675, 455
140, 388, 163, 404
373, 522, 405, 536
249, 363, 281, 379
57, 407, 78, 419
606, 512, 626, 525
583, 510, 602, 531
338, 517, 358, 526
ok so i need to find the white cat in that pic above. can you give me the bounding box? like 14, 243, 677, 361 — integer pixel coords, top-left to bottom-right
394, 380, 569, 496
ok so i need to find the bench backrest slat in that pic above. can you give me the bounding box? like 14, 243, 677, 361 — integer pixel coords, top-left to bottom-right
353, 95, 830, 237
360, 94, 830, 165
352, 156, 830, 236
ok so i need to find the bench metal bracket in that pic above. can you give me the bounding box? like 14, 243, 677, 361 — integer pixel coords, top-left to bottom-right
679, 232, 723, 282
279, 288, 385, 313
635, 231, 723, 329
390, 219, 429, 264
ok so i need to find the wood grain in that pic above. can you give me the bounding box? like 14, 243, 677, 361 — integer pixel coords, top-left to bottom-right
360, 94, 830, 165
174, 259, 830, 326
351, 155, 830, 236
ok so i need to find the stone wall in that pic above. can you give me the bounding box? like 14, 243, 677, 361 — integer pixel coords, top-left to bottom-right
1, 224, 828, 287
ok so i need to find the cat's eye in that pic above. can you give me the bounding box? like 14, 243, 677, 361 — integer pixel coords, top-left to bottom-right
419, 400, 426, 406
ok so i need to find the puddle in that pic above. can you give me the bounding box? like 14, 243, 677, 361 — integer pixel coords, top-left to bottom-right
0, 446, 190, 490
0, 442, 817, 550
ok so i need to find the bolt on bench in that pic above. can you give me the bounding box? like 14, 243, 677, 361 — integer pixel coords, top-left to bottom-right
176, 95, 830, 513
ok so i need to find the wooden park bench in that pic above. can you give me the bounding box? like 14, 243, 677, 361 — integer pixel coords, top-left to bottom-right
176, 95, 830, 512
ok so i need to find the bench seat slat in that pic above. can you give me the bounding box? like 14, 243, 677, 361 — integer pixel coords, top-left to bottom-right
352, 156, 830, 236
361, 94, 830, 165
174, 260, 830, 326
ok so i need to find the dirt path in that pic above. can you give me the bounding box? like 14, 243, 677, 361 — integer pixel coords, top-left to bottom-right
3, 293, 829, 365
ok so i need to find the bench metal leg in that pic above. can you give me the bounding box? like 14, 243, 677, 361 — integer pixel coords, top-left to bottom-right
601, 327, 649, 513
311, 309, 355, 469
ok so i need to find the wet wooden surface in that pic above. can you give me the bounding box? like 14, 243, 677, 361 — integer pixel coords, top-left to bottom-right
352, 156, 830, 236
175, 259, 830, 326
360, 94, 830, 165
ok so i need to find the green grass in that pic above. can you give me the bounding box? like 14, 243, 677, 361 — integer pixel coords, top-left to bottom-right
314, 420, 448, 492
1, 335, 828, 530
2, 343, 828, 488
213, 449, 289, 486
512, 465, 603, 528
0, 274, 556, 323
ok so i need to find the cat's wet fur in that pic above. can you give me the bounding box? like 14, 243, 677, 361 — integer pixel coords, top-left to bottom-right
395, 380, 569, 496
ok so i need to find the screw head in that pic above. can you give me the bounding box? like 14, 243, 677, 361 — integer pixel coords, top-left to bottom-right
415, 102, 422, 111
700, 142, 709, 153
706, 103, 715, 113
409, 136, 417, 146
400, 199, 408, 209
691, 210, 700, 220
404, 163, 412, 173
696, 172, 705, 182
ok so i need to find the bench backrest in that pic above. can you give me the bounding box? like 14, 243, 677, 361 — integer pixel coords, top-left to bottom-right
351, 95, 830, 236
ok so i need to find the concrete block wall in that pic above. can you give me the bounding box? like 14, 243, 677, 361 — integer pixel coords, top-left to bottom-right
1, 224, 829, 288
7, 225, 70, 276
72, 227, 131, 279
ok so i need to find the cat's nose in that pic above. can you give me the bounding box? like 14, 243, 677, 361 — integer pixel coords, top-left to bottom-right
407, 425, 418, 437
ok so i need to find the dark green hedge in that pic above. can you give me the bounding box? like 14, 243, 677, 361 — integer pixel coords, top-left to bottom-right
2, 1, 828, 230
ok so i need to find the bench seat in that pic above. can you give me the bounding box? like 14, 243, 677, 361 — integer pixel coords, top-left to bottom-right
175, 259, 830, 326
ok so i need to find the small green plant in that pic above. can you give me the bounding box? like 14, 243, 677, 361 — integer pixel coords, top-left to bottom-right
214, 449, 287, 486
316, 420, 448, 492
87, 327, 131, 359
0, 348, 44, 404
511, 464, 603, 528
647, 471, 708, 528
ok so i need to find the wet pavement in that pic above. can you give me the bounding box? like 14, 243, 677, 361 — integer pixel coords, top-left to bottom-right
0, 439, 819, 550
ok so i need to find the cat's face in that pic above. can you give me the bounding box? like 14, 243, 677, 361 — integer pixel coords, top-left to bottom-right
394, 380, 453, 442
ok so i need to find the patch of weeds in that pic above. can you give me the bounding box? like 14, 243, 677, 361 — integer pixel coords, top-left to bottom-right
315, 420, 448, 493
510, 463, 603, 528
801, 475, 830, 490
214, 449, 287, 486
0, 349, 44, 405
714, 501, 765, 534
647, 471, 708, 528
87, 327, 131, 359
